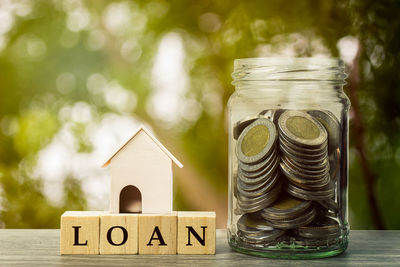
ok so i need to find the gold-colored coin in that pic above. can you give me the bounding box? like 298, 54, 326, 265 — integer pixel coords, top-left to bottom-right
286, 116, 320, 140
241, 124, 270, 157
236, 118, 277, 164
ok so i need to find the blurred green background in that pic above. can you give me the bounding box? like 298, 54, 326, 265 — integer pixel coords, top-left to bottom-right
0, 0, 399, 229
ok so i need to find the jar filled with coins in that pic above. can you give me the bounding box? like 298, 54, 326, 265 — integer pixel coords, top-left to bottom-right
227, 57, 350, 259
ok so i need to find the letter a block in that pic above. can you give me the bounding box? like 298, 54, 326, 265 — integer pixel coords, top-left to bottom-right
138, 213, 177, 254
177, 212, 216, 254
60, 211, 102, 255
100, 213, 139, 254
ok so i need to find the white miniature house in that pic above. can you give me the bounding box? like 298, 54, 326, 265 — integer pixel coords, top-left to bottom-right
102, 126, 183, 214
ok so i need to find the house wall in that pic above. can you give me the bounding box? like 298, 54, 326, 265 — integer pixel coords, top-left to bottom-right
109, 131, 173, 214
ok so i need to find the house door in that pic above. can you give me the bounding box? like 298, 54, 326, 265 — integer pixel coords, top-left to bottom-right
119, 185, 142, 213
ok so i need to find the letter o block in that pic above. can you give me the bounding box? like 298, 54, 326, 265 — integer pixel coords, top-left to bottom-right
177, 212, 216, 254
100, 214, 139, 254
60, 211, 102, 255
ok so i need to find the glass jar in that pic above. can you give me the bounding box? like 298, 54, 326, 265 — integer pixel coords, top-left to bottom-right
227, 57, 350, 259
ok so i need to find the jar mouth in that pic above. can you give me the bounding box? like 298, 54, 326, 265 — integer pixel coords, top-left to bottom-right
232, 57, 346, 84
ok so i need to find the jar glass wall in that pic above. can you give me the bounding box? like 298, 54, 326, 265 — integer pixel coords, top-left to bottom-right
227, 58, 350, 259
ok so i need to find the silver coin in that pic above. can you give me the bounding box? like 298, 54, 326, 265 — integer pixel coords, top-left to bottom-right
237, 180, 281, 203
239, 145, 278, 173
237, 170, 280, 192
329, 147, 341, 181
279, 137, 328, 160
286, 183, 334, 200
279, 142, 329, 165
239, 153, 280, 178
264, 206, 316, 229
261, 195, 312, 220
281, 155, 329, 176
259, 109, 286, 124
236, 118, 278, 164
237, 183, 281, 213
238, 158, 280, 184
280, 160, 330, 182
237, 213, 274, 233
278, 110, 328, 148
317, 199, 339, 214
297, 216, 341, 239
237, 171, 280, 197
238, 228, 286, 245
307, 110, 341, 154
280, 164, 331, 190
283, 154, 329, 171
279, 132, 328, 154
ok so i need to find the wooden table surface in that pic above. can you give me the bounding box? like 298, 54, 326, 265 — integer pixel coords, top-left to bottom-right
0, 229, 399, 266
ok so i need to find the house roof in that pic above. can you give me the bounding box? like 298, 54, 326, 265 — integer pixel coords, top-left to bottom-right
102, 126, 184, 168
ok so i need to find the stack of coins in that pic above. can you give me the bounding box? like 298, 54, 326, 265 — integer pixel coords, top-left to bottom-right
260, 195, 315, 229
277, 110, 334, 201
233, 109, 342, 247
296, 216, 341, 246
235, 118, 281, 213
237, 213, 286, 245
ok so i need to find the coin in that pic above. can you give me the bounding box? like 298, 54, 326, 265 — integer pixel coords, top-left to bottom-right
239, 145, 278, 173
239, 154, 280, 179
237, 182, 282, 213
329, 147, 341, 181
259, 109, 286, 124
237, 165, 278, 185
286, 183, 334, 200
283, 154, 329, 171
278, 110, 327, 148
237, 170, 280, 193
307, 110, 340, 154
279, 137, 328, 160
264, 206, 316, 229
236, 118, 277, 164
261, 195, 312, 220
233, 117, 257, 140
298, 217, 340, 239
280, 160, 330, 182
237, 213, 274, 233
237, 172, 280, 197
238, 228, 286, 245
281, 155, 329, 176
279, 132, 328, 154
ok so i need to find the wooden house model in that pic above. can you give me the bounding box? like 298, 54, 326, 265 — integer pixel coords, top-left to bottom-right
102, 126, 183, 214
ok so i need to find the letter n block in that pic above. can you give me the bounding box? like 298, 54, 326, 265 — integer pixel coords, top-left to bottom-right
100, 213, 139, 254
138, 213, 177, 254
60, 211, 102, 255
177, 211, 216, 254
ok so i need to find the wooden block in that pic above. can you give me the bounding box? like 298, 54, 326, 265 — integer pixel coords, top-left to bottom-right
177, 211, 216, 254
100, 213, 139, 254
138, 213, 177, 254
60, 211, 102, 255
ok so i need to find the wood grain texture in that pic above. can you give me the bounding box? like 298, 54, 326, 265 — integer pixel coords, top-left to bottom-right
177, 212, 216, 254
100, 214, 138, 254
60, 211, 103, 255
138, 213, 177, 254
0, 230, 399, 266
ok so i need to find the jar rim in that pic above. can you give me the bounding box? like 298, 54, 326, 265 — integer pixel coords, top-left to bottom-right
232, 57, 346, 84
234, 57, 344, 69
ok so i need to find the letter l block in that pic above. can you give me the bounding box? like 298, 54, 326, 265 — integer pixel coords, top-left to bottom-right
177, 211, 216, 254
60, 211, 102, 254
